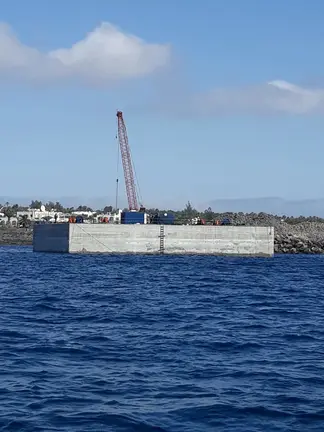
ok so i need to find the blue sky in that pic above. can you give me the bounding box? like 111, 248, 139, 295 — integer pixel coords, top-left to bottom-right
1, 0, 324, 209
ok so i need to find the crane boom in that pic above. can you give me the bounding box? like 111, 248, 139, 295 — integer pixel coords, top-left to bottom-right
116, 111, 139, 211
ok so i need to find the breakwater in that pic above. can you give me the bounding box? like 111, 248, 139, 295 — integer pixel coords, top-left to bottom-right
33, 224, 274, 256
0, 226, 32, 245
224, 213, 324, 254
2, 213, 324, 253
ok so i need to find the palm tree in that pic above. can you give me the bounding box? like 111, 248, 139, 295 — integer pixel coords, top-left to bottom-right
3, 206, 16, 225
19, 214, 30, 228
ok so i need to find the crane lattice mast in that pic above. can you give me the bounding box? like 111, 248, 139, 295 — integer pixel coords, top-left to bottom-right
116, 111, 139, 211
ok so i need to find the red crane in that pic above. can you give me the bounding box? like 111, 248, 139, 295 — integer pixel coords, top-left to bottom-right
116, 111, 140, 211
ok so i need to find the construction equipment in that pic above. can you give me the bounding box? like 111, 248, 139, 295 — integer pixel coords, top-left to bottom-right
116, 111, 142, 211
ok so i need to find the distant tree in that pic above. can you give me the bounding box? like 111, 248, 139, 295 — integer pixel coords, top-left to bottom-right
203, 206, 214, 222
30, 200, 42, 209
45, 201, 55, 211
55, 202, 64, 212
76, 205, 93, 212
103, 205, 113, 214
3, 206, 16, 224
146, 208, 159, 214
181, 201, 198, 222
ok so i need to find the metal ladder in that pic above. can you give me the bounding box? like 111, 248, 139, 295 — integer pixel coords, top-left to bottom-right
159, 225, 165, 254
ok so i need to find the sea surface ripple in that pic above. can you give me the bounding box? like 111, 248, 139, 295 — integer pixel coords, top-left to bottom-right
0, 247, 324, 431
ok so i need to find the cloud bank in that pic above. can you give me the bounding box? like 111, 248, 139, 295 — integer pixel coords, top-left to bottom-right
0, 22, 171, 83
144, 76, 324, 117
194, 80, 324, 115
1, 21, 323, 115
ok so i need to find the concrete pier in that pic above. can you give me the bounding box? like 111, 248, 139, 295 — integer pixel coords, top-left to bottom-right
33, 224, 274, 256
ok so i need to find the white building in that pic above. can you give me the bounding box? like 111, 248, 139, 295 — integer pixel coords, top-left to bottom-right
0, 207, 123, 225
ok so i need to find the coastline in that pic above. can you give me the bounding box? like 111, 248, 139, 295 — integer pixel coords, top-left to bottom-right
1, 214, 324, 253
0, 227, 33, 246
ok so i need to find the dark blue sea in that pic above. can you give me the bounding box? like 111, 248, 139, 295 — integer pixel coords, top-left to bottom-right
0, 247, 323, 432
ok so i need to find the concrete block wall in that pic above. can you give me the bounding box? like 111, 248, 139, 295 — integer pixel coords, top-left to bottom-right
33, 223, 274, 256
164, 225, 274, 256
68, 223, 160, 253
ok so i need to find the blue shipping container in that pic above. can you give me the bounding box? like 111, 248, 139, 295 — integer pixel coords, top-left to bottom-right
122, 211, 142, 216
121, 212, 145, 224
121, 215, 144, 219
121, 212, 144, 219
158, 213, 175, 225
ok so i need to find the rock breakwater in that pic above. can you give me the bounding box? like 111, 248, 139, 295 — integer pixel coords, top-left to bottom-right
274, 233, 324, 254
0, 227, 33, 246
220, 213, 324, 254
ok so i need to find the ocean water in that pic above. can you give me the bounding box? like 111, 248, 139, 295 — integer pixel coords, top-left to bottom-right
0, 247, 323, 432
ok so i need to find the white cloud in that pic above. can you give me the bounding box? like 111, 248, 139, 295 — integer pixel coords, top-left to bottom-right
0, 22, 171, 84
191, 80, 324, 116
267, 80, 324, 113
1, 21, 321, 116
146, 77, 324, 117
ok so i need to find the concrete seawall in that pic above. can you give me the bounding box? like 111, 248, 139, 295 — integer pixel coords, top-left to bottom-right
33, 224, 274, 256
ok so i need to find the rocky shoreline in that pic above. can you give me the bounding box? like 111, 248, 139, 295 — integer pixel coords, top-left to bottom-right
274, 233, 324, 254
0, 227, 33, 246
1, 215, 324, 253
223, 212, 324, 254
229, 213, 324, 254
